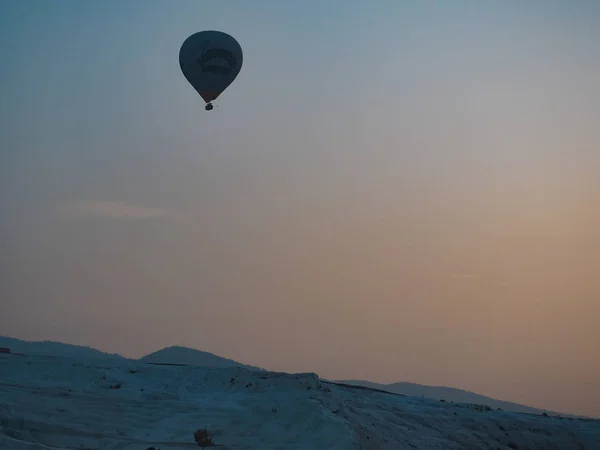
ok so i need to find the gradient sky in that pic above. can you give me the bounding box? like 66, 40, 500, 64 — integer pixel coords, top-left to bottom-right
1, 1, 599, 417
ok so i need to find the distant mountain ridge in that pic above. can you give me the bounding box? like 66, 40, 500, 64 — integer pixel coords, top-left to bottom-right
335, 379, 580, 418
0, 335, 260, 370
0, 335, 125, 361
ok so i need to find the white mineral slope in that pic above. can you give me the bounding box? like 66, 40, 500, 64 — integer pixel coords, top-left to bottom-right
1, 353, 599, 449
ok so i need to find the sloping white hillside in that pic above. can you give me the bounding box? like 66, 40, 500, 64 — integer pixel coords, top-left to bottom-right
336, 379, 566, 417
1, 353, 599, 449
0, 336, 590, 420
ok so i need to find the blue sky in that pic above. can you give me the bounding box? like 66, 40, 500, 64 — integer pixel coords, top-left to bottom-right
2, 1, 600, 417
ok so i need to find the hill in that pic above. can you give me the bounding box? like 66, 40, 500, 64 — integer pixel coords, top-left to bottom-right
140, 345, 262, 370
0, 335, 125, 361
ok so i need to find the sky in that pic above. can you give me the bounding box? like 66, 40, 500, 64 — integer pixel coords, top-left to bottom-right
1, 0, 599, 417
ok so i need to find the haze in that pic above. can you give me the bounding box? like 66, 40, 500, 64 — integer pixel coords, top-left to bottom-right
1, 1, 599, 418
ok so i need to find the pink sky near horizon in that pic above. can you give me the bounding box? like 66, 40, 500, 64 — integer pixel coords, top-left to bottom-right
1, 1, 599, 418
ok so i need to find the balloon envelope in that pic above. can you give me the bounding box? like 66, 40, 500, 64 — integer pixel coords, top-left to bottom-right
179, 30, 243, 104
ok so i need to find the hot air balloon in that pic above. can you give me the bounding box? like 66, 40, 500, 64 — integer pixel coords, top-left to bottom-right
179, 30, 243, 111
